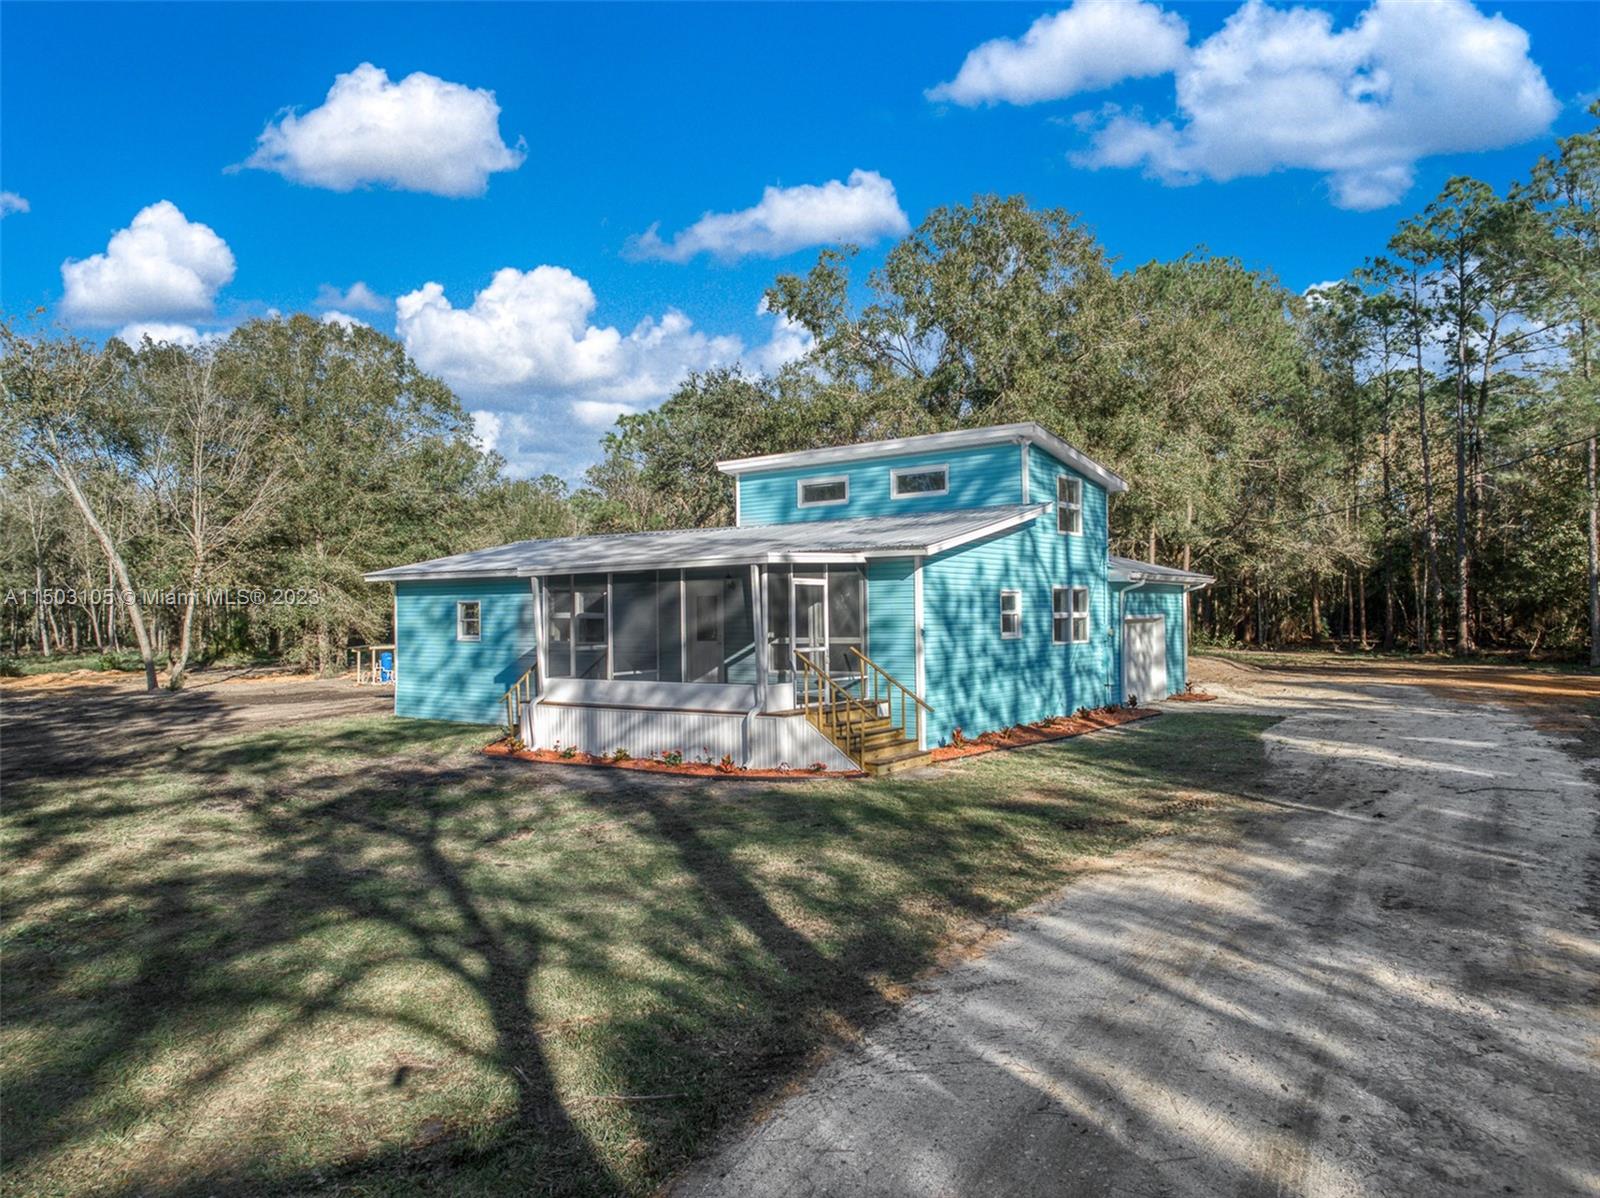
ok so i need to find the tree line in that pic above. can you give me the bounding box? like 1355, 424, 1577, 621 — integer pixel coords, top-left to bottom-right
1, 317, 575, 686
586, 109, 1599, 664
3, 110, 1595, 687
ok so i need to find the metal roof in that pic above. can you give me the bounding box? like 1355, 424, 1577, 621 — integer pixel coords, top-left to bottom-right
365, 504, 1050, 582
1108, 554, 1215, 587
715, 422, 1128, 494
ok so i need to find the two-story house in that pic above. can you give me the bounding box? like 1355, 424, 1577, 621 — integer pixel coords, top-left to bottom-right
364, 422, 1212, 774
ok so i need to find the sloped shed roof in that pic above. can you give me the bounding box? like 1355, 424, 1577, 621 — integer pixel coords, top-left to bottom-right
365, 504, 1050, 582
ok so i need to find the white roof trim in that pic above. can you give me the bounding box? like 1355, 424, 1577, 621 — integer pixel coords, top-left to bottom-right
924, 503, 1050, 554
715, 422, 1128, 493
1108, 554, 1215, 587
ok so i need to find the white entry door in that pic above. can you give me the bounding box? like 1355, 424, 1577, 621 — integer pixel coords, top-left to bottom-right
1123, 616, 1167, 704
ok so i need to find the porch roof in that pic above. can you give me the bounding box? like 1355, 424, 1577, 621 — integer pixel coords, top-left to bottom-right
365, 503, 1051, 582
1109, 554, 1215, 587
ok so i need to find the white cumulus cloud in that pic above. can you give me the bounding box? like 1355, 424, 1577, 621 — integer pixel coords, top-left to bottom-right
320, 310, 369, 330
469, 409, 504, 453
395, 266, 743, 407
61, 201, 236, 326
242, 63, 525, 197
114, 322, 221, 349
629, 169, 910, 263
396, 267, 813, 477
1, 191, 29, 217
1074, 0, 1559, 210
928, 0, 1189, 105
315, 281, 387, 312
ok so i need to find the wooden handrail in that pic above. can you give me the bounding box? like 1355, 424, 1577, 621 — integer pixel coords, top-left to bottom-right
848, 646, 932, 750
502, 666, 536, 736
793, 650, 878, 769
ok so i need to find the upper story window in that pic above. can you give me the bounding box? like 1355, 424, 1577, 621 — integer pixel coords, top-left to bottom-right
890, 465, 949, 499
797, 475, 849, 508
1053, 586, 1090, 644
1057, 476, 1083, 535
456, 600, 481, 642
1000, 589, 1022, 640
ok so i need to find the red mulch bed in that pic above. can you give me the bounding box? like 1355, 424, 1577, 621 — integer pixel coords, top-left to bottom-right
929, 706, 1160, 763
483, 741, 865, 780
1165, 691, 1217, 703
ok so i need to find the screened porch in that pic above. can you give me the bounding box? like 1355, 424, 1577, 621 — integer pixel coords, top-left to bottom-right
538, 564, 868, 708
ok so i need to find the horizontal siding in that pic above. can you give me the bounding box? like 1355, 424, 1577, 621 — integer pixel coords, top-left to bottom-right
395, 578, 536, 725
738, 444, 1023, 526
1114, 584, 1189, 700
921, 514, 1113, 746
866, 557, 918, 737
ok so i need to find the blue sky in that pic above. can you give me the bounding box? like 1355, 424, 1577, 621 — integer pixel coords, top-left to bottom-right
3, 1, 1596, 478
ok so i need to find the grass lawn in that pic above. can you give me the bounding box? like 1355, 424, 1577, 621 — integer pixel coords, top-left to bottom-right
2, 705, 1274, 1198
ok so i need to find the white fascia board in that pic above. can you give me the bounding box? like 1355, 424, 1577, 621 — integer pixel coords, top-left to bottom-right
716, 422, 1128, 494
363, 568, 520, 583
921, 503, 1051, 556
1110, 566, 1216, 586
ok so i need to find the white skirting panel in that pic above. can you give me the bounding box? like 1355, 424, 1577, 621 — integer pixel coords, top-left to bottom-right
526, 703, 855, 772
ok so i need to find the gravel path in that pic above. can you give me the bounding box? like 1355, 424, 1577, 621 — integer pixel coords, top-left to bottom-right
675, 672, 1600, 1197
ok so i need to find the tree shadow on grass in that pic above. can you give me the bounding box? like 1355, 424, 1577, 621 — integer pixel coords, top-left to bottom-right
4, 705, 1284, 1197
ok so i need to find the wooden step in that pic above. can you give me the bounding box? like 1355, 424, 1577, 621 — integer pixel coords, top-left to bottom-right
865, 746, 935, 775
860, 726, 912, 750
861, 738, 920, 764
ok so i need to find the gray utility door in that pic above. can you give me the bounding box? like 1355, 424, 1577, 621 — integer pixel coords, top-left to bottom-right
1123, 615, 1166, 705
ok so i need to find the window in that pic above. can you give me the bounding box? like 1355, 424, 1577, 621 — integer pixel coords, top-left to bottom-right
891, 465, 948, 499
1054, 586, 1091, 644
456, 600, 481, 642
797, 476, 848, 507
1057, 476, 1083, 535
1000, 590, 1022, 639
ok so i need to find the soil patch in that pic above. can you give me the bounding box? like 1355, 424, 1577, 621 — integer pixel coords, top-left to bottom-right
484, 741, 864, 780
930, 707, 1158, 763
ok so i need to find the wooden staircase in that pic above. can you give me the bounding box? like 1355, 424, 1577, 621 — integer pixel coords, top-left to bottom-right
795, 648, 935, 776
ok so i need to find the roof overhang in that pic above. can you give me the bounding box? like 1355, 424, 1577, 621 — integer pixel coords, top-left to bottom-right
1109, 555, 1215, 588
716, 422, 1128, 494
363, 504, 1051, 583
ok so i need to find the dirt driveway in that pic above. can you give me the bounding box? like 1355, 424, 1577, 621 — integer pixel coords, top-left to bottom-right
0, 670, 394, 785
676, 664, 1600, 1197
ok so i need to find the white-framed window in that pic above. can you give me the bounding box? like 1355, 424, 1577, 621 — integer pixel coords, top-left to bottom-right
1000, 589, 1022, 639
890, 464, 949, 499
797, 475, 849, 508
1057, 476, 1083, 535
456, 600, 481, 642
1054, 586, 1091, 644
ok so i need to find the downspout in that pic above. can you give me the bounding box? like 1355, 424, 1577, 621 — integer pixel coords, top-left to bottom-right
1016, 436, 1032, 504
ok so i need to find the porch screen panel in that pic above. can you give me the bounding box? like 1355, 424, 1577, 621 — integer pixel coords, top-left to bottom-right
656, 573, 683, 682
766, 566, 793, 681
546, 576, 574, 678
827, 565, 865, 677
685, 567, 754, 684
573, 574, 608, 679
611, 573, 660, 680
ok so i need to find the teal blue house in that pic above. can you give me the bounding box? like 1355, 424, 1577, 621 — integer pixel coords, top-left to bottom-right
366, 423, 1211, 774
